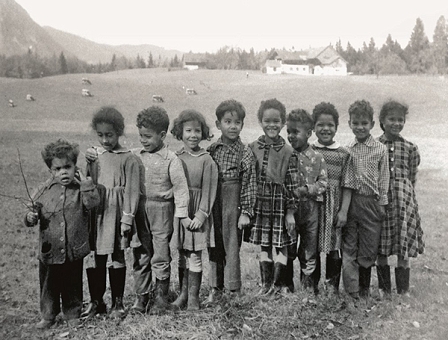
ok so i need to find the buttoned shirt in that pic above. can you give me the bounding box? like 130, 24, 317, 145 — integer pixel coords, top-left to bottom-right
132, 145, 189, 218
294, 145, 328, 202
207, 137, 257, 217
344, 135, 389, 205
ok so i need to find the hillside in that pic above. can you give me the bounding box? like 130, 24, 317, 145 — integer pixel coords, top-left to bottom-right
0, 0, 68, 57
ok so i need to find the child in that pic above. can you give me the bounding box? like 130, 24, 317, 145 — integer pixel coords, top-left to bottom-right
170, 109, 218, 310
376, 100, 424, 296
83, 107, 142, 319
206, 99, 257, 303
24, 139, 100, 329
249, 98, 298, 295
133, 106, 190, 314
311, 102, 352, 294
343, 100, 389, 299
286, 109, 327, 294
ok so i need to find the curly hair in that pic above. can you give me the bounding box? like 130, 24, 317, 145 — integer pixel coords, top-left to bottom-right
379, 100, 408, 131
41, 139, 79, 169
215, 99, 246, 121
312, 102, 339, 127
287, 109, 314, 130
257, 98, 287, 123
170, 109, 213, 141
348, 100, 374, 122
91, 106, 125, 136
136, 106, 170, 133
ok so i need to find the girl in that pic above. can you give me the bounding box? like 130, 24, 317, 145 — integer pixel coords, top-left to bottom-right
82, 106, 142, 319
170, 109, 218, 310
249, 98, 297, 295
377, 100, 424, 296
311, 102, 352, 294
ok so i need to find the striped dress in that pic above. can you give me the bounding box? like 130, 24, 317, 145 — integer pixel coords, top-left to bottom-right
377, 134, 424, 258
312, 141, 351, 253
249, 136, 297, 248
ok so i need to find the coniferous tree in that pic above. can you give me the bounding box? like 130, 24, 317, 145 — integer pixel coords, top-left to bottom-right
432, 15, 448, 74
59, 52, 68, 74
406, 18, 431, 73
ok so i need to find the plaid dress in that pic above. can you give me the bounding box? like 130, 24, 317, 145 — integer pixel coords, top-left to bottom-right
378, 134, 424, 258
249, 136, 297, 248
312, 141, 351, 253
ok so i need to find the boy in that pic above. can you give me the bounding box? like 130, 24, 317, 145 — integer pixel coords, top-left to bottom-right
132, 106, 189, 313
24, 139, 100, 329
286, 109, 328, 294
206, 99, 257, 302
343, 100, 389, 299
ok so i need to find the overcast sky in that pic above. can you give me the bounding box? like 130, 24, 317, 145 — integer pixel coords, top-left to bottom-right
14, 0, 448, 53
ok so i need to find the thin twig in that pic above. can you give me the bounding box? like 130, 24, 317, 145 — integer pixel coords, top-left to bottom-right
17, 148, 34, 207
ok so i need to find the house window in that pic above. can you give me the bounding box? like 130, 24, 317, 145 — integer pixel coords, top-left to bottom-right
273, 67, 277, 71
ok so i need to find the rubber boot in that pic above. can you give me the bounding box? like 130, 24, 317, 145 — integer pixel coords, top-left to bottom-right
395, 267, 410, 295
150, 278, 171, 314
256, 261, 274, 296
81, 267, 107, 318
313, 255, 321, 295
130, 293, 149, 314
282, 258, 295, 293
377, 265, 391, 295
359, 266, 372, 298
109, 267, 126, 319
267, 262, 285, 295
187, 271, 202, 311
326, 256, 342, 294
172, 268, 188, 310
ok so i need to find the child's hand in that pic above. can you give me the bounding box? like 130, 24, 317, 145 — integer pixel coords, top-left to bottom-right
120, 223, 131, 236
285, 210, 296, 237
26, 211, 39, 225
180, 217, 192, 229
297, 186, 308, 197
237, 214, 250, 230
189, 217, 203, 230
335, 210, 348, 229
85, 147, 98, 163
73, 168, 86, 185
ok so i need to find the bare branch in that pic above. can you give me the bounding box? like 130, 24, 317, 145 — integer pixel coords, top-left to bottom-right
17, 148, 34, 207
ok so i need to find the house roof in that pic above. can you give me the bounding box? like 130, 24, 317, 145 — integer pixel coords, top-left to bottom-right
268, 45, 347, 66
265, 59, 282, 68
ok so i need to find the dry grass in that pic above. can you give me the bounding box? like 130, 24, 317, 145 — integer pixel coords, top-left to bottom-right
1, 70, 448, 339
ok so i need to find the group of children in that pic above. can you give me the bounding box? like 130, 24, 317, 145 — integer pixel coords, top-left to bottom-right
24, 97, 424, 329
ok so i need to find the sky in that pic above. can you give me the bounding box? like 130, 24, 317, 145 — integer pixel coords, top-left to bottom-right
14, 0, 448, 53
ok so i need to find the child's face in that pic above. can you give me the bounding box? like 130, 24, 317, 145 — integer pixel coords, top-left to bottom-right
216, 111, 243, 144
349, 114, 374, 143
50, 157, 76, 186
139, 126, 166, 152
314, 113, 337, 146
182, 120, 202, 152
260, 108, 284, 141
287, 121, 311, 152
96, 122, 120, 151
382, 110, 405, 139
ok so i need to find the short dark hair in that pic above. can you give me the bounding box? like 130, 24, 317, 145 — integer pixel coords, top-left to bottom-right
215, 99, 246, 121
41, 139, 79, 168
312, 102, 339, 127
171, 109, 213, 141
287, 109, 314, 130
379, 100, 408, 131
348, 100, 374, 122
257, 98, 286, 123
136, 106, 170, 133
91, 106, 125, 136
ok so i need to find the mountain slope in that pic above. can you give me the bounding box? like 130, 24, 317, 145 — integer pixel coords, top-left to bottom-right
0, 0, 68, 57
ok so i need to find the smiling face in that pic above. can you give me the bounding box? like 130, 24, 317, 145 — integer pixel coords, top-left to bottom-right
138, 126, 166, 152
216, 111, 243, 144
95, 122, 120, 151
182, 120, 202, 152
260, 108, 284, 141
382, 110, 405, 139
349, 114, 374, 143
287, 121, 311, 152
314, 113, 337, 146
50, 157, 76, 186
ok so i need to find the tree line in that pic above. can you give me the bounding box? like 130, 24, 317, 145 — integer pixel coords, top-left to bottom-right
1, 16, 447, 79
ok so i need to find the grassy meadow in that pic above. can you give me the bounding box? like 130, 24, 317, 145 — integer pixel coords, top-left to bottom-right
1, 69, 448, 339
